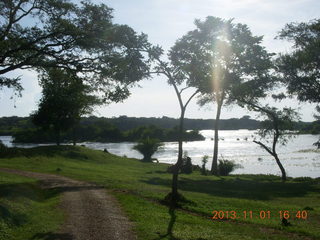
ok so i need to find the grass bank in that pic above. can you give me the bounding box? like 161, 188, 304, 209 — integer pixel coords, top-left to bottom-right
0, 146, 319, 239
0, 171, 63, 240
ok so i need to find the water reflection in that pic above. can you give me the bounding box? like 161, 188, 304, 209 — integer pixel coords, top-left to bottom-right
1, 130, 319, 178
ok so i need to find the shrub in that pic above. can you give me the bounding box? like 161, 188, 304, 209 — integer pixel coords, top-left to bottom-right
133, 138, 163, 162
0, 140, 9, 157
181, 156, 193, 174
201, 155, 209, 175
218, 159, 241, 176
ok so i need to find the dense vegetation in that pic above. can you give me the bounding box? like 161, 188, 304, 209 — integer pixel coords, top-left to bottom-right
3, 118, 205, 143
0, 146, 319, 239
0, 115, 315, 138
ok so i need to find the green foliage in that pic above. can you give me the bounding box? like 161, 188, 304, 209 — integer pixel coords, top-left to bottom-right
0, 141, 8, 156
180, 154, 193, 174
12, 123, 204, 144
255, 106, 300, 146
201, 155, 209, 175
277, 19, 320, 104
170, 16, 274, 105
3, 115, 314, 137
169, 16, 274, 174
133, 138, 163, 162
32, 68, 101, 144
218, 159, 241, 176
126, 125, 204, 142
0, 0, 151, 101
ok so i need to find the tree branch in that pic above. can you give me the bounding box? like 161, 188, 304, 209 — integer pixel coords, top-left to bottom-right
253, 140, 274, 156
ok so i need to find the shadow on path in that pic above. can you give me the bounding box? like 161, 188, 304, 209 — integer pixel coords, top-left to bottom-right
142, 177, 318, 201
156, 206, 181, 240
29, 232, 73, 240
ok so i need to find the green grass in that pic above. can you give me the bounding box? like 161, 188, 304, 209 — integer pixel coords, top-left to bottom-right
0, 171, 64, 240
0, 145, 319, 239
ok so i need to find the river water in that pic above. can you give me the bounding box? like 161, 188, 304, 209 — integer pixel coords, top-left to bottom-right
1, 130, 319, 178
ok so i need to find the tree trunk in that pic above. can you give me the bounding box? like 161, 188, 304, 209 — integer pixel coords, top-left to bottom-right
56, 129, 61, 146
72, 126, 76, 146
211, 100, 223, 175
274, 153, 286, 182
171, 108, 185, 202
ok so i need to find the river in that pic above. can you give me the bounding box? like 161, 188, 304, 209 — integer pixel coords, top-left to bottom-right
1, 130, 319, 178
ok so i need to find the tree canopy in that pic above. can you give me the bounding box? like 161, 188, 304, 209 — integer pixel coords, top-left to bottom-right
32, 68, 101, 145
0, 0, 151, 100
169, 16, 275, 173
277, 19, 320, 104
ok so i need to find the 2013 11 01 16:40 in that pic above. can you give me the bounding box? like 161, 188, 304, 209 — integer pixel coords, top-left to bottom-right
211, 210, 308, 220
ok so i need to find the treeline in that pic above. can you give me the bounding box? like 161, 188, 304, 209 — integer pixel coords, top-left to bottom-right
105, 115, 262, 130
0, 116, 316, 143
0, 117, 204, 143
0, 115, 315, 135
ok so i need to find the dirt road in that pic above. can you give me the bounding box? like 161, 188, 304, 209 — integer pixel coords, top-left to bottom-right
0, 168, 136, 240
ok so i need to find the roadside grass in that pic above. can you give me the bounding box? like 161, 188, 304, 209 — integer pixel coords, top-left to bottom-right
0, 171, 63, 240
0, 145, 319, 239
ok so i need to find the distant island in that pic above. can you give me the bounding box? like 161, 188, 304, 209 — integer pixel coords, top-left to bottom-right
0, 115, 318, 144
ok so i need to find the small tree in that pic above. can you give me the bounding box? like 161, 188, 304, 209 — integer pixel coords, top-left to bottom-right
32, 68, 101, 145
242, 102, 299, 182
201, 155, 209, 175
133, 138, 163, 162
181, 154, 193, 174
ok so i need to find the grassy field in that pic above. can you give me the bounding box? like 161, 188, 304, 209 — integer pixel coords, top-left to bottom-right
0, 171, 63, 240
0, 146, 319, 239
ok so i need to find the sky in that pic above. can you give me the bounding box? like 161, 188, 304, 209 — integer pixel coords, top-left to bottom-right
0, 0, 319, 121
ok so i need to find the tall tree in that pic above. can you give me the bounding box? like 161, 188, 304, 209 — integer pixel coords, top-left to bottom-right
32, 68, 101, 145
169, 17, 274, 174
0, 0, 151, 102
277, 19, 320, 104
277, 19, 320, 147
147, 45, 201, 203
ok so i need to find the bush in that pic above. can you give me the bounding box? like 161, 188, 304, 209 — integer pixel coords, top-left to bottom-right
0, 140, 10, 157
133, 138, 163, 162
0, 141, 19, 157
181, 156, 193, 174
313, 139, 320, 149
201, 155, 209, 175
218, 159, 241, 176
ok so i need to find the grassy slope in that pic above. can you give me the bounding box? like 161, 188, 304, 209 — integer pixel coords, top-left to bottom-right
0, 172, 63, 240
0, 146, 319, 240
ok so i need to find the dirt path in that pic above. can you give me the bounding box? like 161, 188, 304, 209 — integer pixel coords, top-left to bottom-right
0, 168, 136, 240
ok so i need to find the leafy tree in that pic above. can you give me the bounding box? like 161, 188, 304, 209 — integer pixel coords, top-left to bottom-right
277, 19, 320, 147
241, 102, 299, 182
277, 19, 320, 104
201, 155, 209, 175
169, 16, 274, 174
133, 138, 163, 162
0, 0, 151, 101
32, 68, 101, 145
147, 45, 202, 203
180, 155, 193, 174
